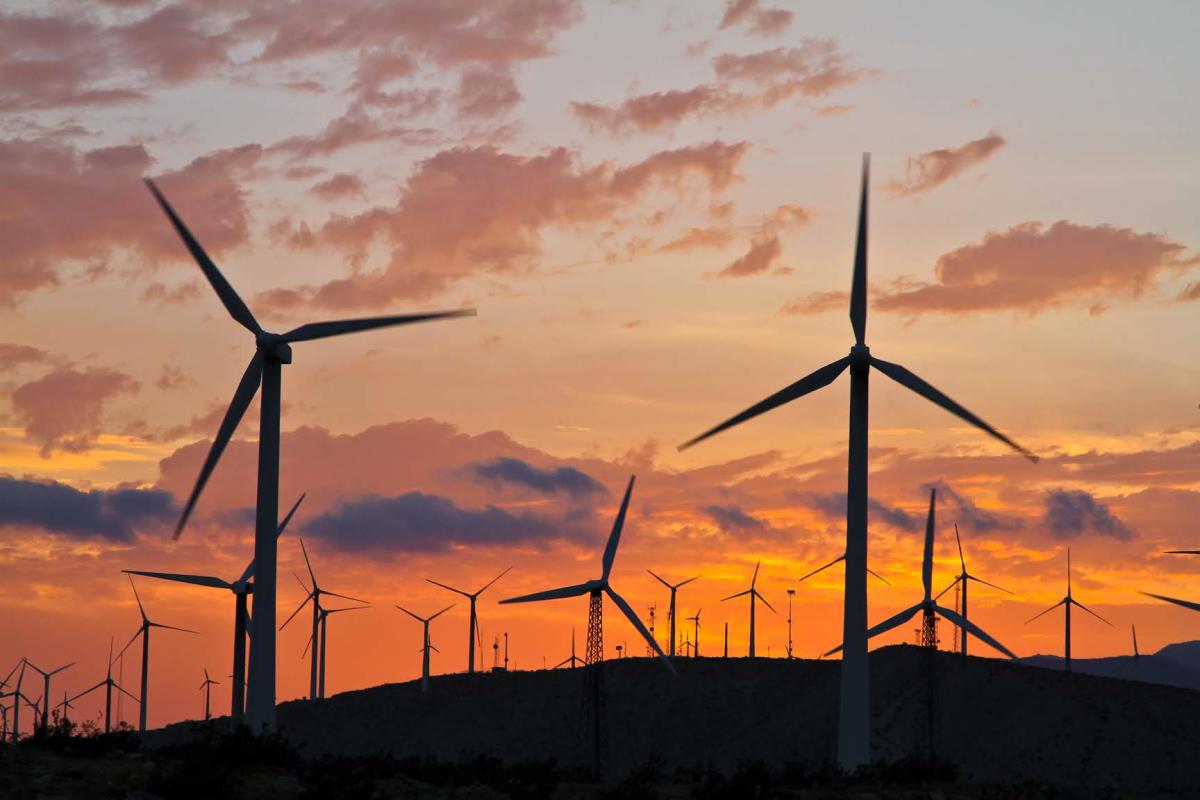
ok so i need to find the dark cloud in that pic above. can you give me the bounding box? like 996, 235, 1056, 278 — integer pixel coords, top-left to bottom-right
471, 457, 606, 500
928, 481, 1023, 534
794, 491, 921, 532
703, 503, 767, 533
0, 475, 175, 541
304, 491, 581, 553
1042, 489, 1135, 541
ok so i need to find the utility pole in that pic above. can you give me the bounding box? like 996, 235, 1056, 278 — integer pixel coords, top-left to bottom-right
647, 604, 656, 657
504, 632, 509, 671
723, 622, 729, 658
787, 589, 796, 659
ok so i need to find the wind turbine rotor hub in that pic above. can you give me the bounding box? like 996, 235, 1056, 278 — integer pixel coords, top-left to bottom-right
256, 335, 293, 363
848, 344, 871, 369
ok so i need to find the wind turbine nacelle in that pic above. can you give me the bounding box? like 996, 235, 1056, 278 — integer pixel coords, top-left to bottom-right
257, 337, 293, 364
233, 581, 252, 595
849, 344, 871, 369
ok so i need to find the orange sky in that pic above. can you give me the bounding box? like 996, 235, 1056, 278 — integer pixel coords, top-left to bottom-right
2, 0, 1200, 730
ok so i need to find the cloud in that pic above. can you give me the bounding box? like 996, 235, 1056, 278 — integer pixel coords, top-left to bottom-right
455, 66, 522, 119
0, 138, 262, 306
711, 41, 875, 99
794, 492, 921, 532
141, 280, 202, 306
874, 221, 1198, 316
309, 172, 367, 200
718, 235, 780, 277
778, 290, 847, 316
657, 226, 736, 253
11, 367, 140, 456
471, 457, 607, 500
276, 140, 748, 308
303, 491, 580, 554
572, 86, 730, 135
1042, 489, 1135, 541
0, 475, 175, 541
269, 105, 441, 161
718, 0, 793, 37
887, 132, 1006, 196
0, 343, 52, 371
703, 503, 768, 533
929, 481, 1023, 534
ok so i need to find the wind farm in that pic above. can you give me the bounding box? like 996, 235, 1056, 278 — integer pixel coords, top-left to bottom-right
2, 3, 1198, 796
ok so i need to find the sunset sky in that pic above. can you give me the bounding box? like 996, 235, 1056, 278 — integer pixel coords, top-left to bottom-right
3, 0, 1200, 730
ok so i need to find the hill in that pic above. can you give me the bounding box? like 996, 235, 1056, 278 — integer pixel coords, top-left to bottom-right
148, 644, 1200, 792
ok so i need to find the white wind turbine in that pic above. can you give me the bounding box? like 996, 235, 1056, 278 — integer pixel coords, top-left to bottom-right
1027, 549, 1112, 672
721, 561, 775, 657
678, 155, 1036, 768
827, 489, 1016, 659
396, 604, 454, 692
145, 179, 475, 730
124, 492, 305, 726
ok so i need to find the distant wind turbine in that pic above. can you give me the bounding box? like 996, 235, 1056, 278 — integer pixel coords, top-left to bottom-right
280, 538, 367, 699
200, 669, 220, 721
145, 178, 475, 730
426, 566, 512, 673
933, 523, 1013, 656
826, 489, 1016, 659
68, 639, 137, 733
798, 552, 890, 586
678, 154, 1036, 768
499, 475, 673, 671
3, 660, 23, 742
300, 603, 370, 699
647, 570, 699, 657
55, 690, 75, 727
1027, 549, 1112, 672
117, 575, 198, 732
396, 605, 453, 692
554, 628, 585, 669
20, 659, 73, 734
124, 491, 305, 725
687, 608, 702, 657
721, 561, 774, 657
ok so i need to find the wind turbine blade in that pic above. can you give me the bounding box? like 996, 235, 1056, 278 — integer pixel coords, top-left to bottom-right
866, 566, 891, 586
721, 589, 752, 602
476, 566, 513, 595
966, 574, 1014, 595
934, 576, 961, 602
1071, 598, 1113, 626
955, 524, 966, 572
67, 682, 106, 704
500, 582, 595, 604
605, 587, 675, 673
280, 592, 314, 630
48, 663, 74, 677
301, 633, 313, 659
869, 356, 1038, 463
601, 475, 636, 581
143, 178, 261, 335
395, 605, 425, 622
1141, 590, 1200, 614
826, 603, 922, 656
751, 561, 761, 589
425, 578, 471, 597
850, 152, 869, 346
933, 602, 1016, 659
429, 604, 455, 621
113, 682, 140, 704
238, 492, 307, 584
322, 590, 369, 605
123, 570, 231, 591
922, 488, 936, 601
293, 572, 311, 593
128, 574, 147, 621
678, 357, 850, 451
1165, 550, 1200, 555
281, 309, 476, 343
299, 538, 318, 588
677, 575, 700, 588
174, 352, 264, 539
323, 606, 371, 615
755, 589, 777, 614
115, 627, 143, 660
798, 554, 844, 583
1025, 598, 1067, 624
148, 622, 200, 635
647, 569, 672, 589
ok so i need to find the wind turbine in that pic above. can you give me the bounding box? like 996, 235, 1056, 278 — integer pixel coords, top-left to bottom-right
55, 690, 75, 727
425, 566, 512, 673
647, 570, 699, 657
1139, 549, 1200, 619
721, 561, 774, 657
3, 660, 23, 742
281, 538, 367, 699
117, 575, 198, 732
1027, 549, 1112, 672
124, 492, 305, 726
677, 154, 1036, 768
499, 475, 672, 670
396, 604, 454, 692
20, 659, 73, 734
301, 604, 370, 699
68, 639, 137, 733
200, 669, 220, 721
826, 489, 1015, 659
687, 609, 702, 657
932, 523, 1013, 656
144, 179, 475, 731
554, 628, 585, 669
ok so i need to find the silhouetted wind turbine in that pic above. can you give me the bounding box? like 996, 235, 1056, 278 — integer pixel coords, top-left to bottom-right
1027, 549, 1112, 672
55, 690, 75, 727
281, 538, 367, 699
3, 660, 23, 742
687, 608, 702, 657
68, 639, 137, 734
426, 566, 512, 673
1139, 549, 1200, 621
21, 659, 73, 733
678, 154, 1036, 767
145, 179, 475, 730
827, 489, 1015, 659
933, 523, 1013, 656
396, 605, 453, 692
721, 561, 774, 657
125, 492, 305, 726
117, 576, 197, 732
499, 475, 673, 671
301, 604, 370, 699
798, 552, 890, 586
200, 669, 220, 721
554, 628, 585, 669
647, 570, 699, 657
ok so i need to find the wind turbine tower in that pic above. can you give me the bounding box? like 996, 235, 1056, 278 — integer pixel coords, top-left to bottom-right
396, 604, 453, 692
118, 576, 197, 732
1027, 549, 1112, 672
721, 561, 774, 657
